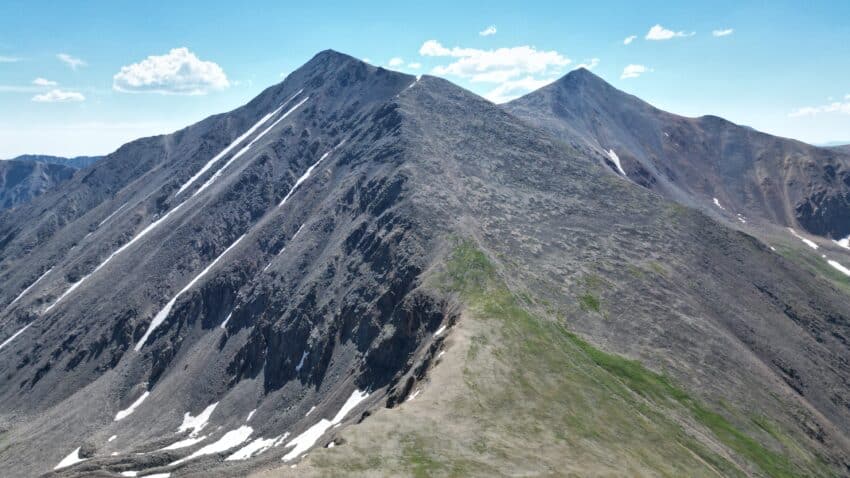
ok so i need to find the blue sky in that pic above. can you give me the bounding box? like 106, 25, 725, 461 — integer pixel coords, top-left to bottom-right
1, 0, 848, 157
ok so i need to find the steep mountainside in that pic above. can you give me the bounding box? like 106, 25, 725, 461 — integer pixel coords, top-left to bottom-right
504, 69, 850, 241
10, 154, 103, 169
0, 51, 848, 477
0, 159, 76, 209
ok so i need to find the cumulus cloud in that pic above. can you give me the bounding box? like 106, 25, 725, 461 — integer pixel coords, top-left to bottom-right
407, 62, 422, 69
485, 76, 556, 104
32, 89, 85, 102
32, 77, 57, 86
623, 35, 637, 45
621, 64, 651, 79
645, 24, 694, 40
479, 25, 497, 36
712, 28, 734, 37
420, 40, 570, 83
57, 53, 86, 69
113, 47, 229, 95
789, 100, 850, 117
575, 58, 600, 70
388, 57, 404, 67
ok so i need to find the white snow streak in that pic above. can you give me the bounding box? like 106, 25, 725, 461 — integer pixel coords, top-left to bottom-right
295, 350, 309, 372
407, 389, 421, 402
246, 409, 256, 422
171, 425, 253, 466
108, 435, 117, 442
220, 312, 233, 329
0, 323, 32, 351
7, 268, 52, 309
712, 198, 725, 210
788, 228, 819, 250
281, 389, 369, 462
114, 390, 150, 421
177, 90, 303, 195
46, 201, 188, 313
178, 402, 219, 437
98, 201, 129, 227
54, 447, 86, 470
606, 149, 627, 176
828, 260, 850, 277
136, 234, 246, 350
305, 406, 316, 417
160, 435, 207, 450
834, 235, 850, 250
120, 472, 138, 477
225, 435, 278, 461
192, 96, 310, 198
278, 140, 345, 208
434, 325, 447, 336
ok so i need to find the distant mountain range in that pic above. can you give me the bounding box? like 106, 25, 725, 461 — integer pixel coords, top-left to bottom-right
0, 154, 104, 210
1, 51, 848, 477
8, 154, 104, 169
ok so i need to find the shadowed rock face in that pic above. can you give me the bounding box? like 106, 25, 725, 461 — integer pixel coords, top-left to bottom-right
0, 159, 76, 209
0, 52, 848, 477
504, 68, 850, 239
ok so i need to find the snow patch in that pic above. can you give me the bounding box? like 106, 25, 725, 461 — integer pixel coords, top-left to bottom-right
788, 228, 819, 250
136, 235, 246, 350
108, 435, 117, 442
98, 201, 129, 227
407, 389, 421, 402
246, 409, 256, 422
220, 312, 233, 329
295, 350, 309, 372
7, 267, 52, 309
225, 435, 280, 461
278, 141, 345, 208
170, 425, 253, 466
434, 325, 447, 336
828, 260, 850, 277
305, 406, 316, 417
606, 149, 627, 176
120, 471, 138, 477
712, 198, 725, 210
114, 390, 150, 421
178, 402, 218, 437
54, 447, 86, 470
834, 235, 850, 250
161, 435, 207, 451
0, 323, 32, 351
281, 389, 369, 462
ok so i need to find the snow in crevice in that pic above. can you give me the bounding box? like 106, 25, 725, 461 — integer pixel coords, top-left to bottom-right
834, 235, 850, 250
225, 435, 280, 461
192, 96, 310, 199
606, 149, 627, 176
406, 388, 421, 402
265, 224, 306, 272
178, 402, 219, 437
246, 409, 256, 422
220, 312, 233, 330
305, 406, 316, 417
120, 471, 138, 477
108, 435, 117, 442
160, 435, 208, 451
828, 260, 850, 277
281, 389, 369, 462
54, 447, 86, 470
135, 234, 246, 350
98, 201, 129, 227
0, 323, 32, 351
277, 140, 346, 208
170, 425, 254, 466
712, 198, 725, 210
177, 90, 303, 196
46, 201, 188, 313
7, 267, 52, 309
736, 213, 747, 224
295, 350, 309, 372
114, 390, 150, 421
434, 325, 447, 336
788, 228, 819, 250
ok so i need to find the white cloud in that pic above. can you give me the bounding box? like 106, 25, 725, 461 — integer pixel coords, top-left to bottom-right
362, 58, 372, 64
712, 28, 734, 37
113, 47, 229, 95
789, 100, 850, 117
388, 57, 404, 67
420, 40, 571, 83
621, 64, 651, 79
57, 53, 86, 70
645, 24, 695, 40
479, 25, 497, 36
32, 89, 85, 102
32, 77, 57, 86
407, 62, 422, 69
0, 56, 20, 63
575, 58, 600, 70
485, 76, 556, 104
844, 94, 849, 100
623, 35, 637, 45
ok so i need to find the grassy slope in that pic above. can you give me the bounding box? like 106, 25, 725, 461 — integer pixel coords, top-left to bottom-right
255, 240, 835, 477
